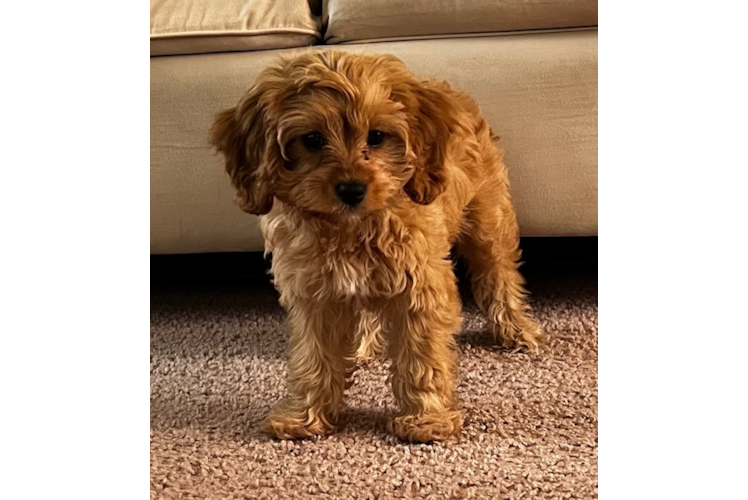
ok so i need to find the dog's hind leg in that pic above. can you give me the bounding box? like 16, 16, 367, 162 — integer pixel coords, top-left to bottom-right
455, 184, 545, 351
344, 309, 386, 389
354, 309, 386, 364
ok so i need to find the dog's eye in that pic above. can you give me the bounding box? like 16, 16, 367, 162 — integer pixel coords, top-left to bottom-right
301, 132, 325, 151
367, 130, 385, 148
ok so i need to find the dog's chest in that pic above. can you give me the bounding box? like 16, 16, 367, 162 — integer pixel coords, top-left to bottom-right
262, 212, 416, 301
319, 247, 384, 298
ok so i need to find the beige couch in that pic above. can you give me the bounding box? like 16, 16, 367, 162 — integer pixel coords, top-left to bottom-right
151, 0, 598, 254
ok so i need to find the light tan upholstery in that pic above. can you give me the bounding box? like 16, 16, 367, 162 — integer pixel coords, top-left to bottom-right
150, 31, 597, 254
150, 0, 320, 56
324, 0, 597, 44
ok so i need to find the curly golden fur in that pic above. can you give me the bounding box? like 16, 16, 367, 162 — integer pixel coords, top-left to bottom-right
210, 51, 544, 443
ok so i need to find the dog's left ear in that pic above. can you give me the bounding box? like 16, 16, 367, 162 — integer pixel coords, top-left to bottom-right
396, 81, 462, 205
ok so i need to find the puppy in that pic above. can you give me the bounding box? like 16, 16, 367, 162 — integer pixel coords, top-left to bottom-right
210, 51, 544, 443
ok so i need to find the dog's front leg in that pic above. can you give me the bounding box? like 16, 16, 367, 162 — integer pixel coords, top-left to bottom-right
264, 300, 358, 439
381, 259, 464, 443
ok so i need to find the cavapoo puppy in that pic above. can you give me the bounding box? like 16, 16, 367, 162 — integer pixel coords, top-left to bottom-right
210, 51, 544, 443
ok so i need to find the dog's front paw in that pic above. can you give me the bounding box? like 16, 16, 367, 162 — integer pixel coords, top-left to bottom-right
387, 411, 463, 443
263, 399, 335, 439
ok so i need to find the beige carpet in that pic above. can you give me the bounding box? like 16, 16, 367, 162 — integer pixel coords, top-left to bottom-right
151, 266, 597, 499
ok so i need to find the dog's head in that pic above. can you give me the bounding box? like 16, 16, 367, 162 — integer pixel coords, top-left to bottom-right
210, 51, 460, 216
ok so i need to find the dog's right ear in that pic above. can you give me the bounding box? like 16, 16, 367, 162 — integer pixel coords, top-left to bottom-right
210, 87, 277, 215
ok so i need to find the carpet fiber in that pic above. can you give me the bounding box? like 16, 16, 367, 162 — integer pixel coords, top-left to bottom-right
150, 266, 598, 499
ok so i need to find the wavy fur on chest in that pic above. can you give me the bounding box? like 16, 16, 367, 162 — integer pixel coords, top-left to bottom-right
261, 203, 445, 305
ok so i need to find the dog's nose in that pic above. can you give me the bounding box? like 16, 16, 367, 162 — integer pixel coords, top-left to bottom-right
335, 182, 367, 206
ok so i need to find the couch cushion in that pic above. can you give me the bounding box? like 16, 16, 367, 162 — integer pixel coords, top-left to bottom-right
324, 0, 597, 44
150, 31, 597, 253
151, 0, 321, 56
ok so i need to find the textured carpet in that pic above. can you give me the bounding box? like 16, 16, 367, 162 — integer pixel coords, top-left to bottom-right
150, 265, 597, 499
